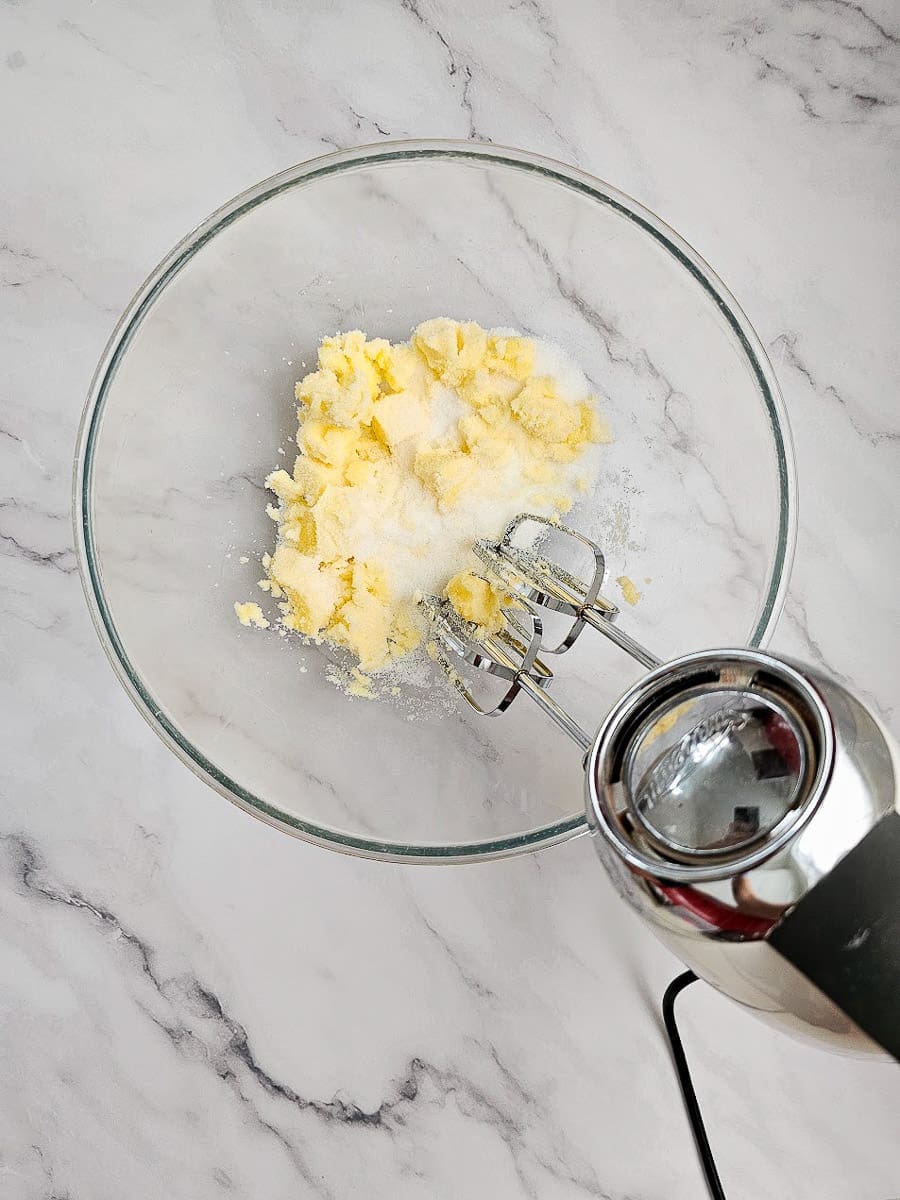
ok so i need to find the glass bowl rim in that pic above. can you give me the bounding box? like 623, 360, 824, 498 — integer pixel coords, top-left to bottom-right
73, 138, 798, 864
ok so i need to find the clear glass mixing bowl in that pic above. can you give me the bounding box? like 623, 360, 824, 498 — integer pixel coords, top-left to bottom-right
74, 141, 796, 861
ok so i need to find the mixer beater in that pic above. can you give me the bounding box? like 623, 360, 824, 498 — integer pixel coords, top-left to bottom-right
420, 511, 659, 748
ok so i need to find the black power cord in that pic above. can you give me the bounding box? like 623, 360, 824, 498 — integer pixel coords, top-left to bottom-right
662, 971, 727, 1200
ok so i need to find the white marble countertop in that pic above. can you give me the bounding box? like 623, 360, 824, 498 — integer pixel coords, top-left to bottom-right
2, 1, 899, 1197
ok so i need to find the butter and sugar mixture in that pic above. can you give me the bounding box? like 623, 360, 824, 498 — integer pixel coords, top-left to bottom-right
240, 318, 609, 684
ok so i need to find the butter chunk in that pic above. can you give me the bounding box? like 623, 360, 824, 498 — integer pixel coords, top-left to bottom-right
265, 468, 305, 503
327, 375, 377, 428
312, 332, 380, 426
484, 334, 535, 381
313, 485, 357, 561
269, 546, 347, 634
327, 560, 394, 670
414, 318, 488, 385
347, 667, 376, 699
511, 377, 582, 443
445, 571, 508, 635
289, 455, 341, 504
458, 413, 514, 468
299, 420, 359, 469
379, 344, 420, 393
296, 368, 341, 415
234, 602, 269, 629
280, 503, 318, 553
617, 575, 641, 606
317, 331, 378, 387
461, 368, 523, 411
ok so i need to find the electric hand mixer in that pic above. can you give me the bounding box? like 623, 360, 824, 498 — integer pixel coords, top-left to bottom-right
419, 513, 900, 1065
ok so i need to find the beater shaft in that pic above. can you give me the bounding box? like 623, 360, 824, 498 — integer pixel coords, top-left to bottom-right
516, 672, 592, 752
580, 608, 661, 669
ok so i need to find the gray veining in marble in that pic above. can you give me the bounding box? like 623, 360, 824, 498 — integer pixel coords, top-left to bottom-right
2, 1, 899, 1197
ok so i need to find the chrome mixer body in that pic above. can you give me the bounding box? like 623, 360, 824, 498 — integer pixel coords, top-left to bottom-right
420, 515, 900, 1058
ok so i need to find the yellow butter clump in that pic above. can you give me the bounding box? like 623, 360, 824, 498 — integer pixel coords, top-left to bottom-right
248, 319, 608, 686
617, 575, 642, 606
234, 602, 269, 629
445, 571, 510, 636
